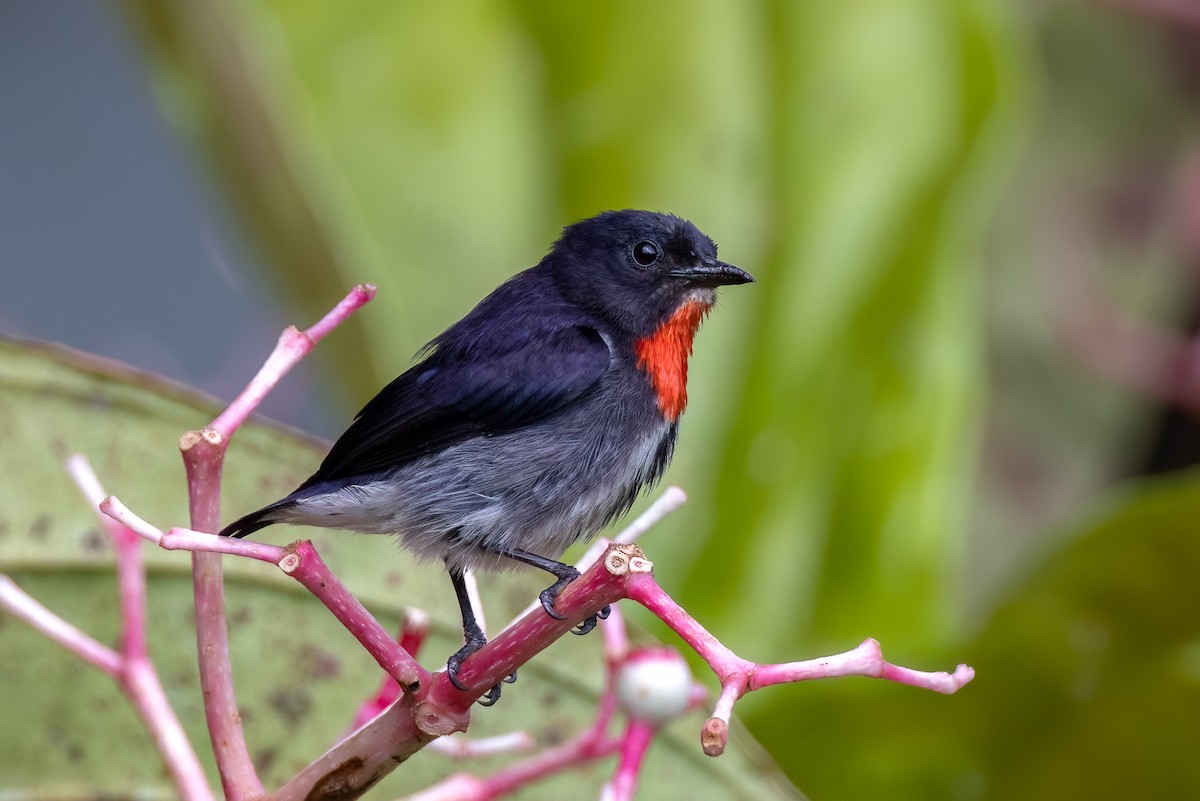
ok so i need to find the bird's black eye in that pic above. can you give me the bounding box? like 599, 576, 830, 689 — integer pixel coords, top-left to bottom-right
631, 240, 661, 267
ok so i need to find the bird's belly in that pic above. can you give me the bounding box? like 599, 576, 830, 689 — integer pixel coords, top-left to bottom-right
299, 412, 676, 572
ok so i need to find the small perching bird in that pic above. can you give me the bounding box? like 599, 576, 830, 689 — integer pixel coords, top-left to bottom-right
221, 210, 752, 703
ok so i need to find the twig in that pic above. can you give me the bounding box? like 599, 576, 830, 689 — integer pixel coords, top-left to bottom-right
76, 458, 212, 801
349, 607, 432, 732
0, 575, 123, 677
502, 486, 687, 630
99, 500, 428, 693
624, 572, 974, 756
180, 284, 375, 800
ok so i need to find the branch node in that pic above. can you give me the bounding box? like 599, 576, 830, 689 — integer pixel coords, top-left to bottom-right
414, 700, 470, 738
604, 544, 651, 577
700, 717, 728, 757
179, 428, 223, 451
279, 553, 301, 575
278, 544, 302, 575
628, 556, 654, 574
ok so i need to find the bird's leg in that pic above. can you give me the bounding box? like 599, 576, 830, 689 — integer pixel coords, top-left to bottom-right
445, 566, 505, 706
501, 547, 611, 636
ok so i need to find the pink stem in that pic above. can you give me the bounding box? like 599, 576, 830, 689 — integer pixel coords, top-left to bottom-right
421, 545, 652, 716
603, 720, 656, 801
472, 731, 622, 801
209, 284, 376, 439
265, 694, 435, 801
601, 604, 629, 664
99, 501, 428, 695
624, 572, 753, 681
402, 600, 637, 801
749, 638, 975, 693
624, 572, 974, 757
65, 456, 214, 801
281, 541, 428, 693
0, 575, 122, 676
426, 731, 536, 760
185, 458, 261, 800
399, 607, 431, 657
267, 541, 649, 800
351, 608, 430, 731
501, 487, 686, 630
110, 504, 211, 801
180, 285, 374, 800
408, 696, 621, 801
124, 659, 214, 801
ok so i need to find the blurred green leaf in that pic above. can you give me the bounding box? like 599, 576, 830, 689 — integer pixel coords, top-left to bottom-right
690, 0, 1023, 653
958, 470, 1200, 800
0, 337, 801, 799
728, 469, 1200, 800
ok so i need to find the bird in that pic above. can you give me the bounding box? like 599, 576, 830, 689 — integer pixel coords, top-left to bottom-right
220, 209, 752, 704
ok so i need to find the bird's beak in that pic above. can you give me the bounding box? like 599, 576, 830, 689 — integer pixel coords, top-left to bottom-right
670, 259, 755, 287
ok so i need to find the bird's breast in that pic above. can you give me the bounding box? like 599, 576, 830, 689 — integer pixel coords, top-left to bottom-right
633, 300, 710, 422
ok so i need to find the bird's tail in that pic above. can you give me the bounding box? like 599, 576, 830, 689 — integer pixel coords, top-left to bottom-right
219, 500, 292, 539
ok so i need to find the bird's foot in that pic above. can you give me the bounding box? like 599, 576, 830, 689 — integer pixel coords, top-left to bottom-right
446, 636, 515, 706
537, 568, 610, 635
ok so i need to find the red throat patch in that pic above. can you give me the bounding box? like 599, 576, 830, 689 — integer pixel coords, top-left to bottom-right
634, 300, 710, 422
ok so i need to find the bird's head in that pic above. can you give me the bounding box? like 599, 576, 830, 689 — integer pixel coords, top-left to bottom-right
548, 210, 753, 336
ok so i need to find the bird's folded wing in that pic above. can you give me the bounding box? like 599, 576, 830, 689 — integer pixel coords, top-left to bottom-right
300, 324, 612, 485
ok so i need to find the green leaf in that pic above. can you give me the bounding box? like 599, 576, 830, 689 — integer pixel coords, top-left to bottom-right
955, 471, 1200, 799
738, 471, 1200, 801
0, 337, 801, 799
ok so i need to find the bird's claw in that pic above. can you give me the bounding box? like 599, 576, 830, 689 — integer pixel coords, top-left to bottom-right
570, 604, 611, 635
446, 652, 470, 692
477, 683, 503, 706
538, 568, 609, 636
539, 586, 569, 620
447, 640, 514, 706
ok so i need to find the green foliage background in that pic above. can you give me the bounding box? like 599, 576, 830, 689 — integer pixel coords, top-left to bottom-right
128, 0, 1012, 796
4, 0, 1200, 798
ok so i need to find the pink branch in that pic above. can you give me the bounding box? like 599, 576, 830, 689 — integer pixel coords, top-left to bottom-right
603, 720, 655, 801
99, 500, 429, 694
422, 545, 654, 717
64, 456, 213, 801
402, 661, 622, 801
266, 694, 435, 801
400, 598, 695, 801
177, 285, 375, 800
418, 728, 620, 801
0, 574, 123, 677
109, 446, 976, 785
186, 474, 263, 799
210, 284, 377, 439
101, 497, 288, 562
427, 732, 536, 761
280, 541, 429, 692
105, 467, 974, 796
624, 572, 974, 756
750, 638, 975, 693
350, 608, 431, 731
256, 545, 648, 801
502, 487, 687, 630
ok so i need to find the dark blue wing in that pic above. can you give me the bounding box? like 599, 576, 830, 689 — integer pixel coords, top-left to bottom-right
299, 323, 612, 486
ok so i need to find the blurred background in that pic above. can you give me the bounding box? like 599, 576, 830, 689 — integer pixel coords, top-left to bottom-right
3, 0, 1200, 798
